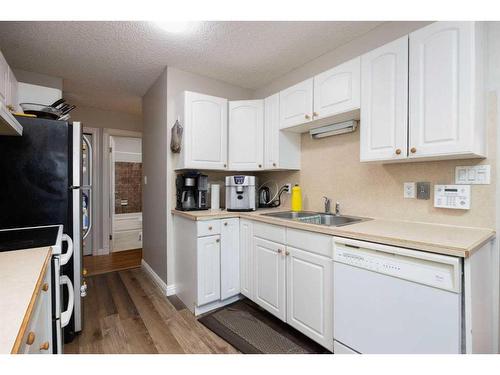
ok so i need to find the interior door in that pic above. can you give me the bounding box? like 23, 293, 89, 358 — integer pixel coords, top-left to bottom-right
409, 22, 475, 158
253, 237, 286, 321
360, 36, 408, 162
279, 78, 313, 129
220, 218, 240, 300
228, 100, 264, 170
185, 92, 228, 169
197, 235, 221, 306
313, 57, 360, 119
286, 246, 333, 350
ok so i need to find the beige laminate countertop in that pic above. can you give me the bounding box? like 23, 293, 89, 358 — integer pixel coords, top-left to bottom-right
0, 247, 52, 354
172, 209, 495, 258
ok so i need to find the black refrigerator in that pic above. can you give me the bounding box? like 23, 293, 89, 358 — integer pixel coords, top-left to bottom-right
0, 116, 83, 344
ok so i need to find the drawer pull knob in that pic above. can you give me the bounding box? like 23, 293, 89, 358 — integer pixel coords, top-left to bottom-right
304, 114, 311, 120
272, 163, 276, 167
40, 342, 50, 351
41, 283, 49, 292
285, 251, 290, 256
410, 147, 417, 154
395, 148, 401, 155
277, 249, 282, 254
258, 164, 262, 168
26, 332, 36, 345
313, 112, 319, 117
216, 239, 220, 243
224, 222, 228, 226
208, 226, 212, 230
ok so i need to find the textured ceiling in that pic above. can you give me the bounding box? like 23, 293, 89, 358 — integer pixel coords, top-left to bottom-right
0, 21, 384, 114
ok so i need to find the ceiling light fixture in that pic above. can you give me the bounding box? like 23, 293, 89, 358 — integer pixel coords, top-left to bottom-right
153, 21, 195, 34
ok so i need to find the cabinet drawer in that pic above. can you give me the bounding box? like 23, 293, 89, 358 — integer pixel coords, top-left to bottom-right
286, 228, 333, 258
197, 220, 221, 237
253, 221, 286, 244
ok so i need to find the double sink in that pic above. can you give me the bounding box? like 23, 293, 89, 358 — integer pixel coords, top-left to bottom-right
262, 211, 369, 227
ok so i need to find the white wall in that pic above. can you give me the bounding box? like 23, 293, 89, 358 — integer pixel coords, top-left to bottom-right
72, 105, 142, 132
142, 67, 169, 282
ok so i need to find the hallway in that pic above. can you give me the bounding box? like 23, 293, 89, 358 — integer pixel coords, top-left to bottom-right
64, 268, 238, 354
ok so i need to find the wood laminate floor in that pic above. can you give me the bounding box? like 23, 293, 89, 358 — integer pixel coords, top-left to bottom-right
64, 268, 238, 354
83, 249, 142, 276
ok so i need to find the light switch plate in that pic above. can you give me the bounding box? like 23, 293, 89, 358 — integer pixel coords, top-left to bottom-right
404, 182, 416, 199
416, 182, 431, 200
455, 165, 490, 184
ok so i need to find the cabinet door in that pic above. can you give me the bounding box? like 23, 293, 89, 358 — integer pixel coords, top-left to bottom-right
279, 78, 313, 129
228, 100, 264, 170
0, 51, 8, 106
7, 68, 18, 112
286, 246, 333, 350
220, 218, 240, 300
184, 92, 228, 169
313, 57, 360, 119
264, 93, 280, 169
239, 219, 254, 298
360, 36, 408, 162
197, 235, 221, 306
409, 22, 476, 158
253, 237, 286, 321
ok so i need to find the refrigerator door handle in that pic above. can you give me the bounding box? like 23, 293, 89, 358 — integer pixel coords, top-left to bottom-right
60, 234, 73, 266
60, 275, 74, 328
83, 189, 92, 240
83, 134, 93, 187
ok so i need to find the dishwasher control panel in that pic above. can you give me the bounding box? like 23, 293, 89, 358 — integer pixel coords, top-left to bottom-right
334, 241, 461, 293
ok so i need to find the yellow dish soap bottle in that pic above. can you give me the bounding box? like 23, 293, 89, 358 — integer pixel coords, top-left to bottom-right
291, 184, 302, 212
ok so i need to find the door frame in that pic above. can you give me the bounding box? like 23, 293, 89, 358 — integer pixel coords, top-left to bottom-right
102, 128, 142, 254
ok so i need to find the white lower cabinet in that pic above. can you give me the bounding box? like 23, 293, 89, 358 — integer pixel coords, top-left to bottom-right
286, 246, 333, 350
220, 218, 240, 300
241, 220, 334, 351
239, 219, 254, 298
174, 216, 240, 315
21, 262, 52, 354
253, 237, 286, 321
197, 235, 221, 306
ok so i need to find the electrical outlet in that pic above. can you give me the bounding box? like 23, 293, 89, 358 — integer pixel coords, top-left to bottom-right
285, 183, 292, 194
404, 182, 416, 199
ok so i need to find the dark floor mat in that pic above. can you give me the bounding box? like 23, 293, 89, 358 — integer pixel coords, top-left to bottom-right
198, 299, 330, 354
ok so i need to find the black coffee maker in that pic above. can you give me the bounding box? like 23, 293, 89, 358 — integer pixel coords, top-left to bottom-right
176, 172, 209, 211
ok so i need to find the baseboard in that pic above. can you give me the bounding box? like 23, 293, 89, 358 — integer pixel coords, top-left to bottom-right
141, 259, 168, 295
166, 284, 176, 296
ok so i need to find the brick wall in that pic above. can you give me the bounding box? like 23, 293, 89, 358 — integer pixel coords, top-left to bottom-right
115, 162, 142, 214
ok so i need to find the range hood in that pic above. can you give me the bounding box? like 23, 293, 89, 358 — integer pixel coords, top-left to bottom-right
309, 120, 358, 139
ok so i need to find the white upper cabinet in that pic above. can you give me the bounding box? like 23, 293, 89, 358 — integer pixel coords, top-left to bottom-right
228, 100, 264, 170
7, 68, 18, 112
279, 78, 314, 129
409, 21, 485, 160
360, 36, 409, 162
313, 57, 360, 119
264, 93, 301, 170
177, 91, 228, 170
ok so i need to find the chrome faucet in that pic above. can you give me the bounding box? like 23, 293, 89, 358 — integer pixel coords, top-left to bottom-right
323, 196, 331, 213
334, 201, 340, 216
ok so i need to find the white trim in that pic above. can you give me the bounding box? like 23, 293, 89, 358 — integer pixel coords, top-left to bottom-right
166, 284, 177, 296
194, 295, 242, 316
141, 259, 168, 295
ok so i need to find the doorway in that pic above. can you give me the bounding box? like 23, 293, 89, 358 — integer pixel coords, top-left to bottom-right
109, 135, 143, 254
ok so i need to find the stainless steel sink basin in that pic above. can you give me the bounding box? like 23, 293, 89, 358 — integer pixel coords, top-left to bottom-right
261, 211, 369, 227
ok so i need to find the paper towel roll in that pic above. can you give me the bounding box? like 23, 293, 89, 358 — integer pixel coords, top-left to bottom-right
210, 184, 220, 210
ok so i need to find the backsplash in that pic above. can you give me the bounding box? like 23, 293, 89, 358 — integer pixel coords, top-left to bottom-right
115, 162, 142, 214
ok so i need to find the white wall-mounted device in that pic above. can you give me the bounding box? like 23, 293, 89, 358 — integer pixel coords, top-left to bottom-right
455, 165, 490, 185
434, 185, 471, 210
